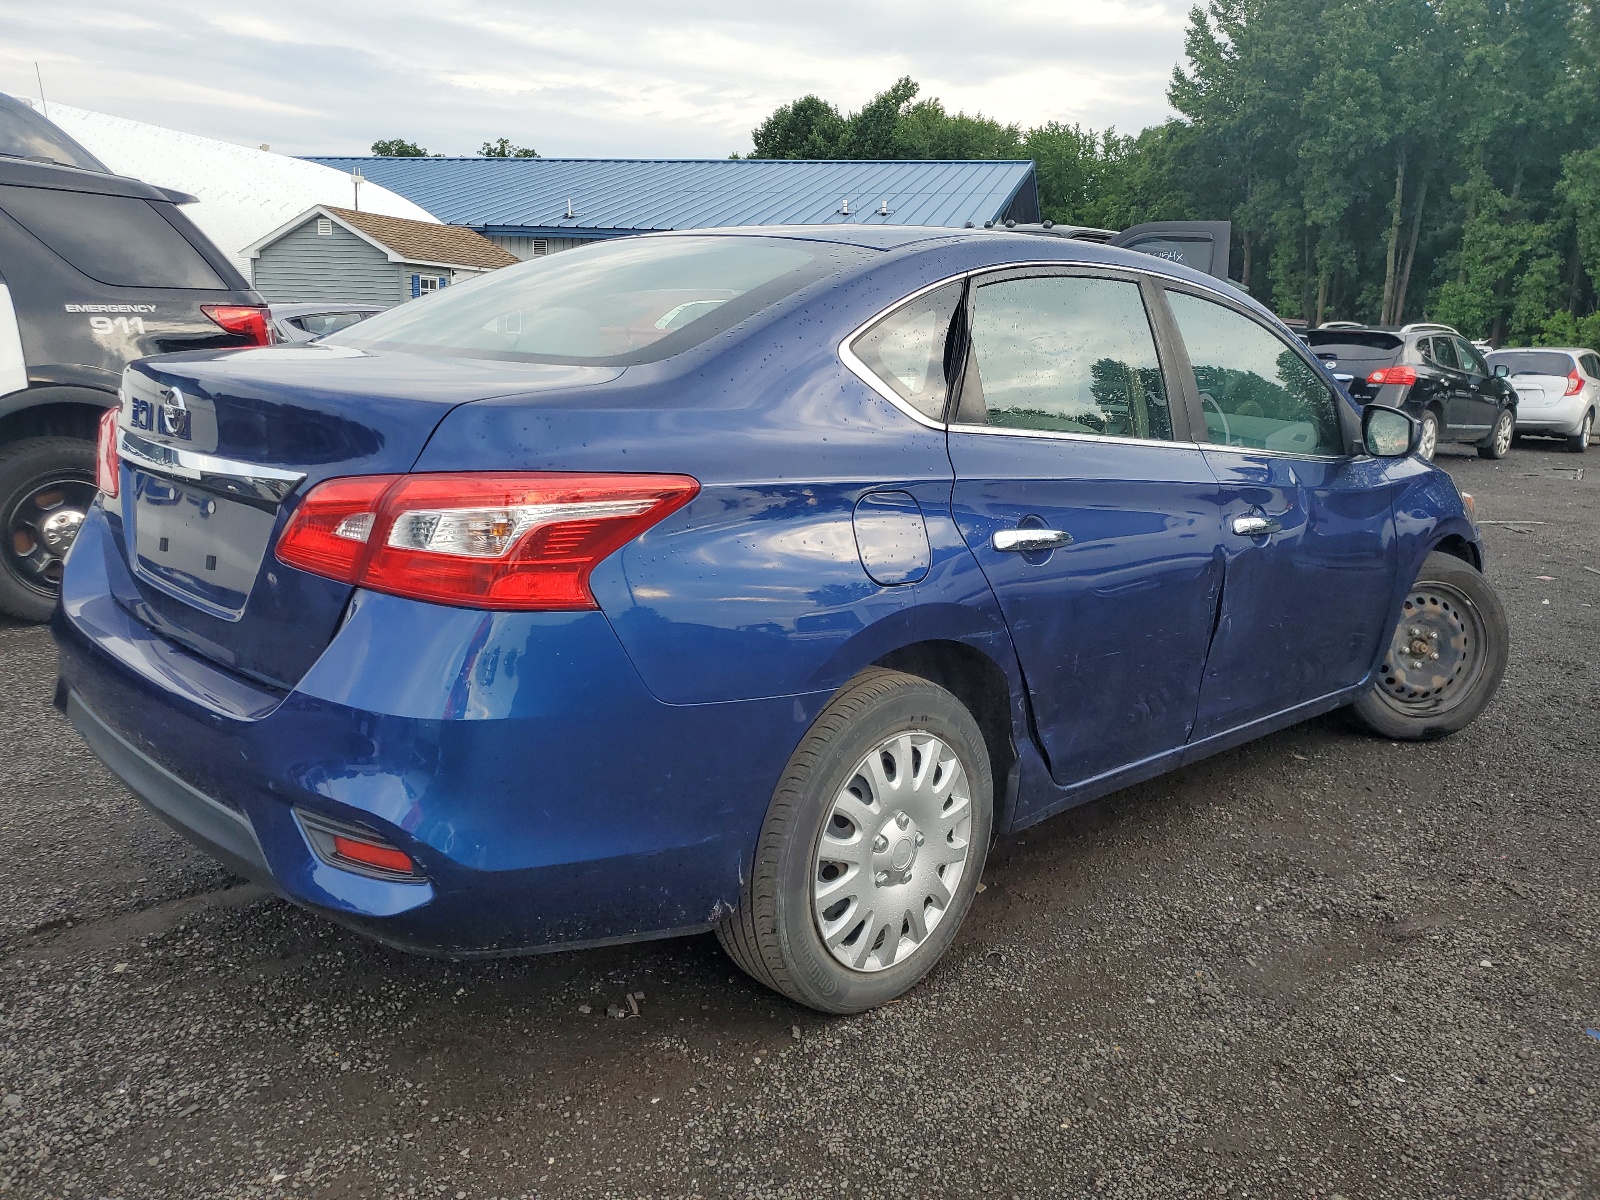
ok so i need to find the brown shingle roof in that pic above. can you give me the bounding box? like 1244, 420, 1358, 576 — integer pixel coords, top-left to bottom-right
323, 206, 518, 270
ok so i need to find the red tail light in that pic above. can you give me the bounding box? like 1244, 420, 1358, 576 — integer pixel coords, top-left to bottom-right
276, 472, 700, 610
95, 407, 120, 497
1566, 370, 1584, 396
1367, 366, 1418, 386
201, 304, 272, 346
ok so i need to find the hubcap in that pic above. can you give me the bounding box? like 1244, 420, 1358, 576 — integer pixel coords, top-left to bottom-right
1377, 583, 1487, 715
1419, 416, 1438, 459
813, 731, 973, 973
4, 475, 95, 596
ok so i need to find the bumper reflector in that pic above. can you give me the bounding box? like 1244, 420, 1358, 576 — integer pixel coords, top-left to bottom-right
295, 809, 424, 883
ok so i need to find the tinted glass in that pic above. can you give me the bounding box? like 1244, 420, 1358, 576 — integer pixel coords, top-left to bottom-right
299, 311, 371, 336
1454, 337, 1489, 375
1167, 289, 1343, 456
1487, 350, 1575, 377
1428, 336, 1461, 370
0, 185, 225, 289
850, 281, 964, 421
1301, 337, 1402, 374
333, 235, 871, 365
0, 94, 107, 172
1119, 235, 1213, 274
1584, 354, 1600, 377
965, 275, 1172, 439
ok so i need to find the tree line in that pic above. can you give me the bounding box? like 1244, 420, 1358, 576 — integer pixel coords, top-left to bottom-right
748, 1, 1600, 346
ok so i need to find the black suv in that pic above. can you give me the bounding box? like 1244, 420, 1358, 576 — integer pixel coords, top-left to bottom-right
0, 93, 269, 620
1302, 322, 1517, 461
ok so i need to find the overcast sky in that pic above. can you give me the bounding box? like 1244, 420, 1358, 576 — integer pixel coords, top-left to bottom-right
0, 1, 1191, 158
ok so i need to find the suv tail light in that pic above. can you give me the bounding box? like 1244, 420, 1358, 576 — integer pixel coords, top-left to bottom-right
276, 472, 700, 610
201, 304, 272, 346
1566, 370, 1584, 396
1367, 365, 1418, 386
95, 407, 120, 497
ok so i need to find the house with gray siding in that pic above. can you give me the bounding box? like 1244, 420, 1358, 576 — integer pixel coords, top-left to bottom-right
245, 205, 518, 305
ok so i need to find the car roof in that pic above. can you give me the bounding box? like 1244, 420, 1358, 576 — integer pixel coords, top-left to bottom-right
1487, 346, 1585, 355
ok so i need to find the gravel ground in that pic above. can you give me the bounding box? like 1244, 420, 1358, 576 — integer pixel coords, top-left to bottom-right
1, 444, 1596, 1200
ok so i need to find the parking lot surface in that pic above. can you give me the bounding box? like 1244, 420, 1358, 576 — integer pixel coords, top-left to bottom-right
1, 446, 1596, 1200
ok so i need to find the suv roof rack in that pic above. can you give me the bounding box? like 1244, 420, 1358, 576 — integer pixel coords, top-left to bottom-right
1401, 322, 1461, 336
1315, 321, 1365, 330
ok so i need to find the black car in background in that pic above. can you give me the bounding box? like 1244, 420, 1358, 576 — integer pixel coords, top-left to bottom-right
0, 93, 269, 620
1302, 321, 1517, 461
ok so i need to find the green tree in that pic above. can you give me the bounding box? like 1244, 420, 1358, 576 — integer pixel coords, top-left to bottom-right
371, 138, 434, 157
479, 138, 539, 158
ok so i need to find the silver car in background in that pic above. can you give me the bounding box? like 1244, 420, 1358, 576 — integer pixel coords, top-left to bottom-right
1486, 347, 1598, 452
268, 303, 383, 344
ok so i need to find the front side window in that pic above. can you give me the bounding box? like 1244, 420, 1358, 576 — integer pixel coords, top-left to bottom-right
1166, 289, 1344, 457
962, 274, 1173, 440
848, 281, 964, 421
335, 235, 872, 365
1453, 337, 1489, 376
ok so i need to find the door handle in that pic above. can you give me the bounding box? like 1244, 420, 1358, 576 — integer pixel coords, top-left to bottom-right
1231, 515, 1282, 537
992, 528, 1073, 553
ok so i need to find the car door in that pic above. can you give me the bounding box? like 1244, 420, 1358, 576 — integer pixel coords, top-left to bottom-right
947, 267, 1226, 788
1428, 336, 1482, 435
1453, 336, 1506, 427
1161, 284, 1400, 739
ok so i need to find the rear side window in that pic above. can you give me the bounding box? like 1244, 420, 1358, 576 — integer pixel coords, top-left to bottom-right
0, 185, 225, 289
848, 281, 964, 421
962, 274, 1173, 440
1488, 350, 1576, 377
1584, 354, 1600, 377
333, 235, 873, 366
1167, 290, 1343, 457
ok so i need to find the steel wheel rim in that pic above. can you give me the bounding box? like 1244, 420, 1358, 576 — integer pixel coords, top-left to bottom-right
1419, 415, 1438, 459
4, 472, 95, 597
1494, 411, 1514, 455
1376, 581, 1488, 716
812, 730, 973, 973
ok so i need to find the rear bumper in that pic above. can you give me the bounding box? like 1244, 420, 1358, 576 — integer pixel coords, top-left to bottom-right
55, 505, 828, 956
1513, 395, 1590, 434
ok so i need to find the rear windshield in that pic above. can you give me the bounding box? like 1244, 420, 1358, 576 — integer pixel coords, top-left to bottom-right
1486, 350, 1574, 377
1300, 331, 1403, 372
0, 94, 107, 172
0, 184, 226, 289
332, 235, 875, 366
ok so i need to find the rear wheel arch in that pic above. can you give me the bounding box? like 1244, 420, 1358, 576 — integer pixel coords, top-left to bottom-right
872, 640, 1017, 835
0, 390, 110, 445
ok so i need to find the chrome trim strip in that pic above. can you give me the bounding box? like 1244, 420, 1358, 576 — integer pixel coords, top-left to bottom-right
947, 422, 1204, 451
119, 430, 305, 506
1194, 442, 1347, 463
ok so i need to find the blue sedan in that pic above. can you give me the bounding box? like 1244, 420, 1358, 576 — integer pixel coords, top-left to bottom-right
53, 225, 1508, 1012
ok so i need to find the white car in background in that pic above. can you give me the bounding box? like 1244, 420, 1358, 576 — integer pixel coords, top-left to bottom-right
1485, 347, 1598, 452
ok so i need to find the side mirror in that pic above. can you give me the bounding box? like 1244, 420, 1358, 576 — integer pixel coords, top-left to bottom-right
1363, 404, 1417, 458
1493, 363, 1510, 378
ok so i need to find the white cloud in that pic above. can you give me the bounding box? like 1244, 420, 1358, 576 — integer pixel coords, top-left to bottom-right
0, 0, 1189, 157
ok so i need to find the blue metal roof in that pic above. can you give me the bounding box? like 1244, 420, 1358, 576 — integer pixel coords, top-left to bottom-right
303, 157, 1037, 237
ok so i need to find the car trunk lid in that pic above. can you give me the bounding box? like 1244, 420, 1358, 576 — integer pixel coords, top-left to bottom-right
109, 345, 620, 690
1303, 331, 1405, 402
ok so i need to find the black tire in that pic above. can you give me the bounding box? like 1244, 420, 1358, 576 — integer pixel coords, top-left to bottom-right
1477, 408, 1515, 459
1566, 410, 1593, 453
717, 667, 994, 1013
1417, 409, 1440, 461
0, 436, 97, 622
1351, 552, 1509, 740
